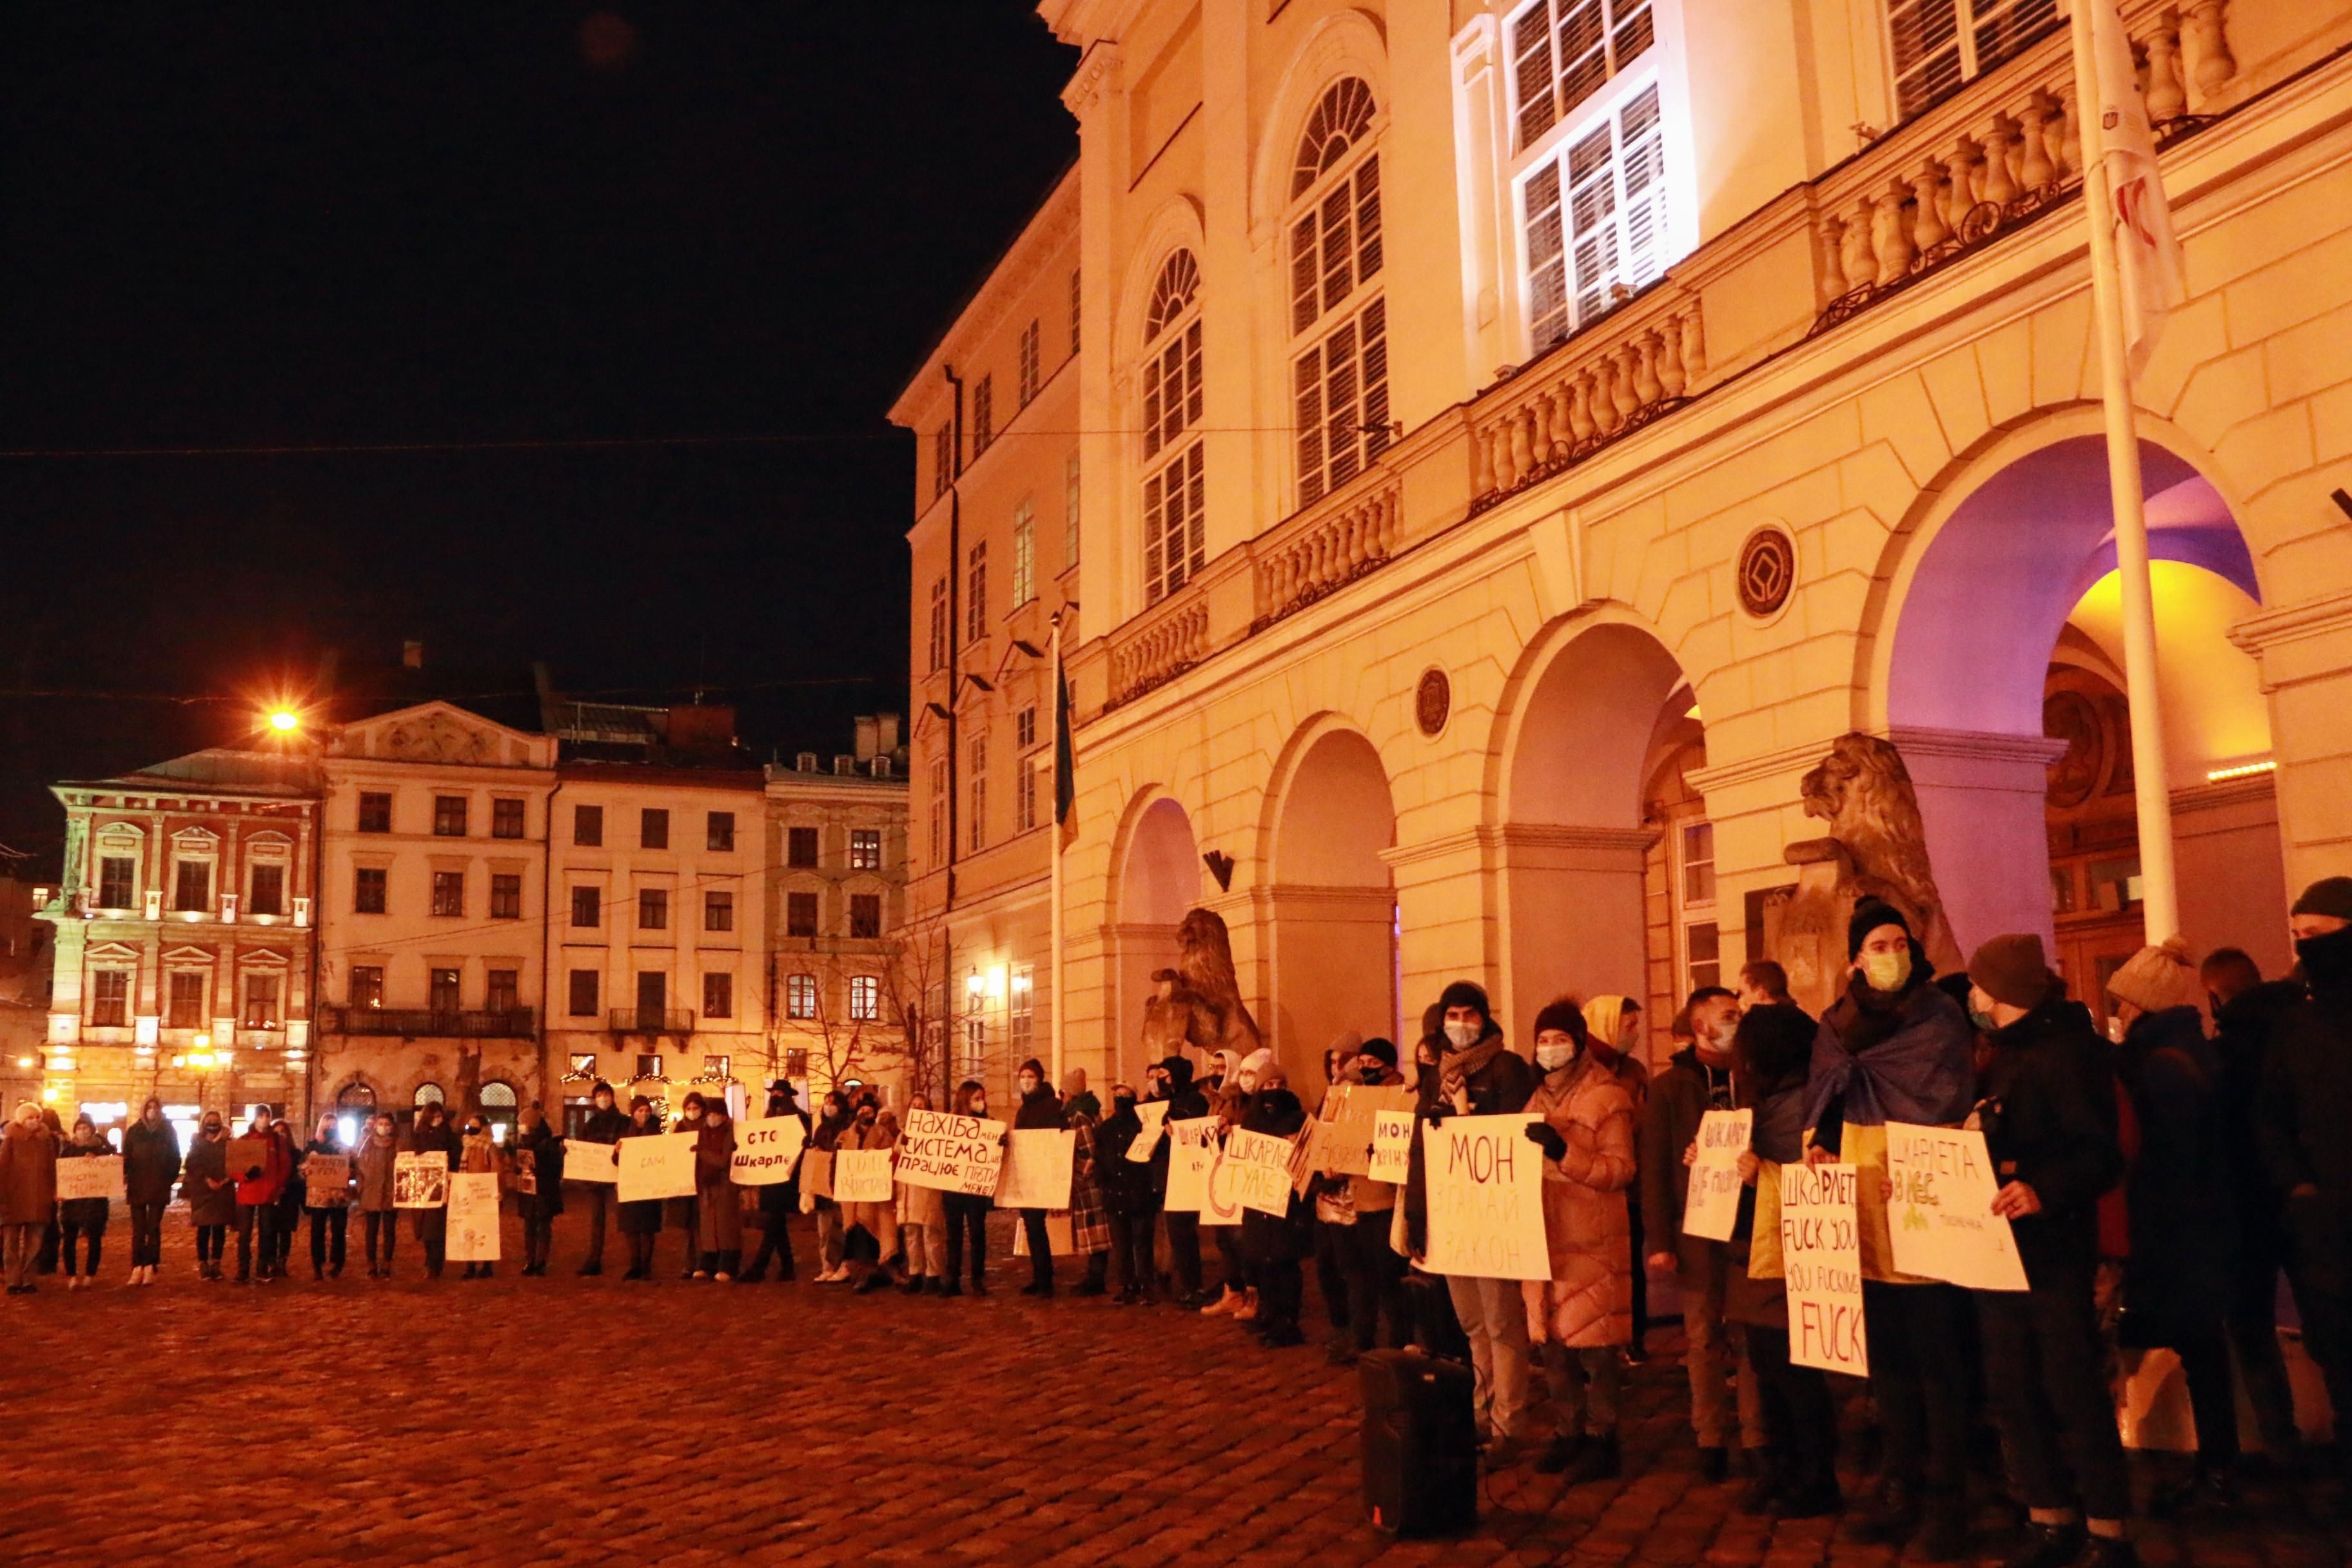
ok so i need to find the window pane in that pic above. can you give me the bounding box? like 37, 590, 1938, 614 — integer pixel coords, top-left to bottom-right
707, 812, 735, 852
639, 888, 669, 930
358, 792, 392, 833
705, 891, 734, 932
640, 808, 669, 850
249, 863, 285, 916
788, 827, 819, 868
569, 969, 599, 1017
574, 804, 603, 847
492, 798, 525, 839
571, 887, 601, 928
433, 796, 467, 836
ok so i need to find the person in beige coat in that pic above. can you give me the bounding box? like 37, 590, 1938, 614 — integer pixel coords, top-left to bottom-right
896, 1093, 948, 1294
1520, 1000, 1637, 1482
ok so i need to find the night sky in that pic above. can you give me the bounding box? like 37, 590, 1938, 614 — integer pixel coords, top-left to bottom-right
0, 3, 1079, 867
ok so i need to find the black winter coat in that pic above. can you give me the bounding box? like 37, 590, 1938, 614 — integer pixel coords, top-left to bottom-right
1148, 1063, 1211, 1198
1979, 994, 2122, 1279
2213, 979, 2304, 1262
1093, 1102, 1158, 1215
1240, 1089, 1313, 1264
2259, 959, 2352, 1293
1641, 1045, 1738, 1260
2120, 1005, 2236, 1333
1014, 1086, 1068, 1131
122, 1120, 182, 1206
616, 1119, 665, 1235
57, 1142, 112, 1229
516, 1126, 565, 1218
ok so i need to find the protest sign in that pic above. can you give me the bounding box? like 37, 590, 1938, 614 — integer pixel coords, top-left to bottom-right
446, 1171, 500, 1262
996, 1128, 1075, 1210
729, 1115, 807, 1187
1885, 1122, 2028, 1291
1780, 1161, 1868, 1376
1367, 1110, 1414, 1184
1680, 1108, 1753, 1243
1200, 1146, 1246, 1227
1162, 1119, 1215, 1211
799, 1148, 834, 1201
1310, 1084, 1416, 1176
616, 1130, 697, 1203
56, 1157, 124, 1204
302, 1153, 351, 1208
834, 1148, 895, 1204
1422, 1113, 1549, 1280
567, 1140, 619, 1184
393, 1151, 448, 1209
1124, 1101, 1170, 1163
894, 1110, 1006, 1195
225, 1137, 271, 1181
1012, 1211, 1076, 1257
1223, 1127, 1298, 1217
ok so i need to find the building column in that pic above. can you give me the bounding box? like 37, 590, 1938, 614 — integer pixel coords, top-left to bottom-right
1380, 831, 1494, 1035
1259, 883, 1398, 1081
1884, 727, 2073, 955
2231, 588, 2352, 899
1484, 825, 1654, 1037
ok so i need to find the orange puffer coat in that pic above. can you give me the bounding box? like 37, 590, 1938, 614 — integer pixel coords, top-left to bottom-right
1519, 1053, 1637, 1349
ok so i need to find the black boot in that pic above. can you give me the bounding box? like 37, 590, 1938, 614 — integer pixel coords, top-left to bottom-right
1534, 1431, 1585, 1475
1852, 1476, 1921, 1547
1565, 1433, 1621, 1484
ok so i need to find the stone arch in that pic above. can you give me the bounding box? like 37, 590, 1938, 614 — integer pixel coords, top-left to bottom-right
1865, 411, 2289, 977
1259, 716, 1399, 1078
1108, 788, 1204, 1083
1115, 197, 1209, 363
1249, 8, 1390, 229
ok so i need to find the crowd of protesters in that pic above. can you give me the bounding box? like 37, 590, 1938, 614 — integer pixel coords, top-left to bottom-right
3, 876, 2349, 1567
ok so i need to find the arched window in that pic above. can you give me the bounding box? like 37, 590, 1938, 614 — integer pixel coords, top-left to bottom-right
1288, 79, 1389, 507
1140, 250, 1206, 605
413, 1083, 444, 1108
478, 1080, 520, 1144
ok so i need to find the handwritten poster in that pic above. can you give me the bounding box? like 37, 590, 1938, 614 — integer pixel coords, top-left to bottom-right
834, 1148, 896, 1204
799, 1147, 834, 1201
1680, 1109, 1754, 1242
1885, 1122, 2027, 1291
302, 1153, 351, 1209
1200, 1145, 1246, 1228
995, 1128, 1075, 1210
1310, 1084, 1416, 1176
55, 1157, 125, 1203
616, 1131, 698, 1204
566, 1140, 620, 1184
393, 1151, 448, 1209
1781, 1161, 1868, 1376
894, 1110, 1005, 1195
1223, 1127, 1298, 1217
1162, 1119, 1216, 1212
1124, 1101, 1170, 1163
1422, 1113, 1549, 1280
1368, 1110, 1414, 1184
729, 1115, 807, 1187
446, 1171, 501, 1262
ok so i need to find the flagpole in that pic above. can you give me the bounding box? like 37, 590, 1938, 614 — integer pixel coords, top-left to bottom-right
2070, 0, 2180, 945
1049, 609, 1067, 1088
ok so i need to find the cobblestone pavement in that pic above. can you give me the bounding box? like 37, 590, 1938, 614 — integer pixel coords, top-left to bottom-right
0, 1211, 2342, 1568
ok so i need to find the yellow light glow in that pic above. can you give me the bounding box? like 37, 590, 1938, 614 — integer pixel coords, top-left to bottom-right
2205, 758, 2277, 783
965, 972, 986, 997
269, 709, 300, 733
191, 1034, 210, 1050
985, 965, 1008, 1000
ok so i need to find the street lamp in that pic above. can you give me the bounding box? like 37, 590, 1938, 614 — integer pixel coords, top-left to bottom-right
268, 709, 300, 734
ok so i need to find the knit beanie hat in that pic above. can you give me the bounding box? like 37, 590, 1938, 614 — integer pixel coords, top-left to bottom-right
1436, 980, 1493, 1028
2292, 876, 2352, 922
1966, 932, 2056, 1010
1848, 897, 1912, 958
2106, 936, 2203, 1015
1581, 995, 1632, 1044
1531, 997, 1589, 1043
1357, 1036, 1398, 1068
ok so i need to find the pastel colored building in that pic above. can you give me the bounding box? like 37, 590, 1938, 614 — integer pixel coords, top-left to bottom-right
899, 0, 2352, 1089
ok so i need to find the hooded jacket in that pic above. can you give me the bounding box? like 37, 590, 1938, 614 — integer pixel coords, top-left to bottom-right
1239, 1086, 1312, 1262
1524, 1051, 1636, 1346
515, 1121, 567, 1217
1640, 1043, 1737, 1266
1979, 990, 2122, 1277
1093, 1097, 1157, 1215
1014, 1083, 1068, 1132
182, 1132, 238, 1226
1148, 1059, 1208, 1197
2259, 925, 2352, 1293
2120, 1004, 2237, 1329
122, 1117, 183, 1207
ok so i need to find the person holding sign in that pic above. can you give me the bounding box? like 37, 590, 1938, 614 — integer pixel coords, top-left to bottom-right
1803, 899, 1976, 1560
301, 1115, 352, 1281
182, 1112, 234, 1282
1337, 1038, 1411, 1358
1010, 1059, 1067, 1298
614, 1097, 669, 1280
1151, 1059, 1211, 1306
689, 1095, 743, 1282
122, 1097, 180, 1286
231, 1109, 291, 1286
1518, 1003, 1636, 1483
353, 1113, 400, 1279
57, 1114, 113, 1289
1406, 981, 1538, 1459
938, 1081, 994, 1297
742, 1083, 810, 1285
513, 1106, 567, 1277
1239, 1064, 1313, 1348
406, 1102, 464, 1281
1963, 933, 2133, 1567
569, 1081, 628, 1277
1093, 1085, 1157, 1304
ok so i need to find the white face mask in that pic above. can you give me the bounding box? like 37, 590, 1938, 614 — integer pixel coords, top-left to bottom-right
1444, 1019, 1481, 1050
1535, 1042, 1578, 1072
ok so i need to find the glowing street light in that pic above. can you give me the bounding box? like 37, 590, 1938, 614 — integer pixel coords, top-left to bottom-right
268, 708, 300, 734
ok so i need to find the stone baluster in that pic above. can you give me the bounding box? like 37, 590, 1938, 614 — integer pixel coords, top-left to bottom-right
1380, 491, 1400, 555
1546, 385, 1573, 455
2018, 91, 2058, 192
2181, 0, 2234, 104
1817, 215, 1848, 300
1566, 374, 1596, 443
2055, 90, 2081, 177
1656, 319, 1688, 397
1633, 333, 1663, 406
1509, 406, 1534, 484
1680, 309, 1705, 381
1841, 194, 1880, 293
1912, 158, 1952, 251
1943, 136, 1983, 226
1489, 422, 1516, 491
2145, 17, 2188, 121
1471, 411, 1495, 495
1608, 349, 1640, 429
1872, 175, 1916, 284
1981, 114, 2021, 204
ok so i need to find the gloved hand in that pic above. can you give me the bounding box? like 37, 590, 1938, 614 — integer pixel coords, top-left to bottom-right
1424, 1103, 1451, 1126
1523, 1121, 1567, 1160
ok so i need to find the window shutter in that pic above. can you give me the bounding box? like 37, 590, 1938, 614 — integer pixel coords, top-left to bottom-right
1291, 213, 1320, 335
1354, 156, 1384, 282
1294, 351, 1326, 507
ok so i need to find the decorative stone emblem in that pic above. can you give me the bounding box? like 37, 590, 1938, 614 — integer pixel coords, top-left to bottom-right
1736, 527, 1798, 618
1415, 668, 1451, 737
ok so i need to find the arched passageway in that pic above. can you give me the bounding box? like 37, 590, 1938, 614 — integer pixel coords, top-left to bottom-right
1111, 794, 1201, 1083
1266, 725, 1398, 1082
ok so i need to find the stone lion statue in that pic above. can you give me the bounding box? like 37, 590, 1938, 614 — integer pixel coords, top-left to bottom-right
1774, 734, 1964, 1015
1137, 908, 1265, 1066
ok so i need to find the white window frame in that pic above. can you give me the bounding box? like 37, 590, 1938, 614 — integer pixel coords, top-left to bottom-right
1018, 318, 1041, 406
1139, 251, 1205, 609
1883, 0, 2061, 124
967, 731, 988, 853
1287, 78, 1390, 509
1010, 498, 1036, 608
848, 974, 881, 1022
1674, 816, 1719, 994
1063, 451, 1081, 569
965, 540, 988, 641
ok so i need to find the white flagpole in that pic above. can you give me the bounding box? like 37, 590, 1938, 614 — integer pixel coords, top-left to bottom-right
2070, 0, 2180, 944
1049, 609, 1067, 1088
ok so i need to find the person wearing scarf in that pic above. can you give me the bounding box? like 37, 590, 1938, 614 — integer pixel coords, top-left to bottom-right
1239, 1063, 1313, 1348
1404, 979, 1537, 1462
1801, 897, 1975, 1559
1582, 994, 1655, 1358
1012, 1059, 1066, 1298
456, 1112, 503, 1280
1201, 1048, 1272, 1320
807, 1091, 853, 1284
742, 1083, 809, 1284
614, 1096, 669, 1281
121, 1097, 181, 1286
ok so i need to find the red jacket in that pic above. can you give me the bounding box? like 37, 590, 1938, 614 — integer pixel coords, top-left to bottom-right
233, 1128, 291, 1206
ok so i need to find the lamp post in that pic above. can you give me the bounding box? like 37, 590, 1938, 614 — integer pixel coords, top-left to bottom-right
169, 1035, 232, 1118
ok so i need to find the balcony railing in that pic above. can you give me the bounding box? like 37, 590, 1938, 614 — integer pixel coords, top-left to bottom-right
320, 1006, 536, 1039
608, 1008, 697, 1035
1106, 584, 1211, 707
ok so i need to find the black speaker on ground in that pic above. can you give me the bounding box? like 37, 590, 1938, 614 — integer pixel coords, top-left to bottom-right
1358, 1349, 1478, 1536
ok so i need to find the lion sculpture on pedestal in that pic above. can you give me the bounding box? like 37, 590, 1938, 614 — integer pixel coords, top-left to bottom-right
1137, 907, 1265, 1067
1772, 733, 1965, 1018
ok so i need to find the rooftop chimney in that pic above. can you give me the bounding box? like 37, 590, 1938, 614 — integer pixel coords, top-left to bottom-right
854, 715, 879, 763
402, 640, 424, 670
876, 712, 901, 754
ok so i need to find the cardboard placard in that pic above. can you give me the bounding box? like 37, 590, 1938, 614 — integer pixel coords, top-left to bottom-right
617, 1131, 698, 1203
566, 1140, 620, 1184
1422, 1113, 1549, 1280
1781, 1161, 1869, 1376
1368, 1110, 1414, 1184
1310, 1084, 1416, 1176
1680, 1109, 1754, 1243
995, 1128, 1075, 1211
56, 1157, 125, 1203
799, 1147, 835, 1200
225, 1137, 272, 1182
894, 1110, 1005, 1195
446, 1171, 501, 1262
833, 1147, 896, 1204
1123, 1101, 1170, 1163
729, 1115, 807, 1187
1885, 1122, 2028, 1292
1162, 1119, 1216, 1212
302, 1153, 352, 1209
1223, 1127, 1298, 1217
393, 1152, 448, 1208
1011, 1211, 1076, 1257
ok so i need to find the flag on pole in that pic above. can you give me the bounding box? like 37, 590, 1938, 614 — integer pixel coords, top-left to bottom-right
2081, 0, 2188, 375
1053, 615, 1077, 850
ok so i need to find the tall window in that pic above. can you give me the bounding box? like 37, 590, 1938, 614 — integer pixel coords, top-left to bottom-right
166, 971, 208, 1029
433, 795, 468, 837
490, 873, 522, 919
787, 891, 819, 939
787, 827, 819, 868
568, 969, 599, 1017
431, 870, 464, 917
703, 972, 734, 1020
571, 886, 602, 928
968, 732, 988, 853
707, 811, 735, 852
1018, 318, 1041, 406
1679, 818, 1720, 991
1011, 965, 1035, 1056
92, 970, 131, 1028
1141, 251, 1206, 605
97, 855, 136, 910
354, 867, 387, 914
638, 888, 669, 930
966, 542, 988, 640
491, 798, 525, 839
849, 892, 883, 939
850, 828, 882, 870
640, 808, 669, 850
242, 974, 281, 1029
1064, 451, 1081, 567
574, 804, 603, 847
933, 424, 954, 498
350, 966, 384, 1010
927, 577, 948, 671
248, 862, 286, 917
1520, 82, 1669, 351
1017, 753, 1041, 834
485, 969, 520, 1014
357, 792, 392, 833
1887, 0, 2059, 120
430, 967, 462, 1014
1010, 499, 1035, 607
785, 972, 819, 1020
705, 890, 734, 932
173, 857, 212, 914
1289, 79, 1389, 506
928, 756, 948, 868
972, 374, 994, 456
1509, 0, 1655, 150
848, 974, 880, 1022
